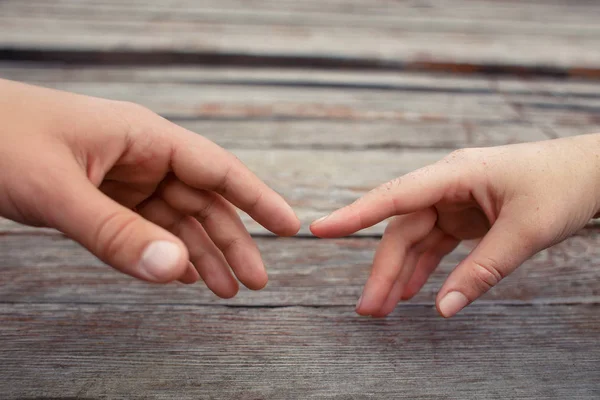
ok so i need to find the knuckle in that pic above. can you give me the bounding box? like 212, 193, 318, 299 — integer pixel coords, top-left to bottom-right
247, 188, 265, 215
221, 237, 246, 255
94, 211, 139, 261
107, 100, 155, 141
188, 244, 212, 265
193, 193, 219, 223
470, 258, 505, 291
214, 159, 235, 196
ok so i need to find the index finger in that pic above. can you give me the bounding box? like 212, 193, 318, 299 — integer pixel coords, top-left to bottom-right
166, 122, 300, 236
310, 162, 458, 238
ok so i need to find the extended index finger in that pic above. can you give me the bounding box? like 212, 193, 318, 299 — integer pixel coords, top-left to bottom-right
310, 162, 459, 238
166, 121, 300, 236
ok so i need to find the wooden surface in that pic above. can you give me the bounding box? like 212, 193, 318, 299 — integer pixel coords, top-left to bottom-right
2, 0, 600, 72
1, 1, 600, 399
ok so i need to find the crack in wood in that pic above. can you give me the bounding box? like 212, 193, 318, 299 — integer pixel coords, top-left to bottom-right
3, 48, 600, 80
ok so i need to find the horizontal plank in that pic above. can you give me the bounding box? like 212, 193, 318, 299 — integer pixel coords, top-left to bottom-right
2, 64, 597, 137
2, 0, 600, 70
0, 303, 598, 399
9, 80, 520, 122
1, 229, 599, 306
5, 0, 600, 25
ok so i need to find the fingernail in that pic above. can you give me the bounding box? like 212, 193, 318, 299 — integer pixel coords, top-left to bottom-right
439, 291, 469, 318
355, 295, 363, 310
314, 215, 329, 224
138, 241, 181, 281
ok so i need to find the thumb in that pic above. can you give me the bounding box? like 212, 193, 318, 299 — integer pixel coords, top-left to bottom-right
436, 217, 539, 318
49, 171, 189, 283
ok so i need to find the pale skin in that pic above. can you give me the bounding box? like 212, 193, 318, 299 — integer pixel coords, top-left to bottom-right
2, 78, 599, 319
311, 134, 600, 318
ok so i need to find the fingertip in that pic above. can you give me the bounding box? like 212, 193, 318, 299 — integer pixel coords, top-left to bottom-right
228, 247, 269, 290
309, 211, 358, 238
437, 291, 469, 318
355, 309, 372, 317
400, 292, 415, 301
355, 299, 374, 317
309, 222, 324, 237
400, 283, 421, 301
263, 202, 301, 237
310, 214, 329, 229
178, 262, 200, 284
216, 284, 239, 299
245, 271, 269, 291
309, 215, 339, 237
209, 277, 240, 299
436, 304, 452, 319
369, 310, 390, 318
280, 215, 301, 237
355, 300, 382, 317
308, 224, 349, 239
137, 240, 189, 283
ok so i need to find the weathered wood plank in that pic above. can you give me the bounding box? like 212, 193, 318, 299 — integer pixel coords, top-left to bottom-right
5, 0, 600, 24
2, 0, 600, 70
0, 229, 598, 306
0, 303, 598, 399
0, 64, 499, 87
2, 64, 596, 137
8, 80, 520, 122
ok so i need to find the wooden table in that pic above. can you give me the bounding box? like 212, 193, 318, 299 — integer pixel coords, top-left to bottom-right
1, 1, 599, 398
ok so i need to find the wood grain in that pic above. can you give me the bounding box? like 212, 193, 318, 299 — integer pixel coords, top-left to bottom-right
0, 303, 598, 399
1, 2, 599, 398
1, 229, 599, 306
2, 0, 600, 70
2, 64, 597, 138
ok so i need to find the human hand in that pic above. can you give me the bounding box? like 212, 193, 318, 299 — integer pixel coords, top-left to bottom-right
0, 79, 300, 297
311, 135, 600, 317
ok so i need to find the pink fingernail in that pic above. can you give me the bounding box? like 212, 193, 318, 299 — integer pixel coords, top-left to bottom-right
314, 215, 329, 224
438, 291, 469, 318
355, 295, 363, 310
138, 241, 181, 282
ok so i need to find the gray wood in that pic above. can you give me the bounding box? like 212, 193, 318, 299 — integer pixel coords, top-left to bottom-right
1, 2, 599, 398
2, 0, 600, 69
2, 64, 596, 139
0, 67, 590, 122
1, 229, 599, 306
0, 303, 598, 399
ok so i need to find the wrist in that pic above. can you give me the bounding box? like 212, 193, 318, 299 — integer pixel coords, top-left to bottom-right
573, 133, 600, 216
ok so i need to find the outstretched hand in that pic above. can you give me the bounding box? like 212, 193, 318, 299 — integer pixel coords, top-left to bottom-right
311, 135, 600, 317
0, 79, 300, 297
